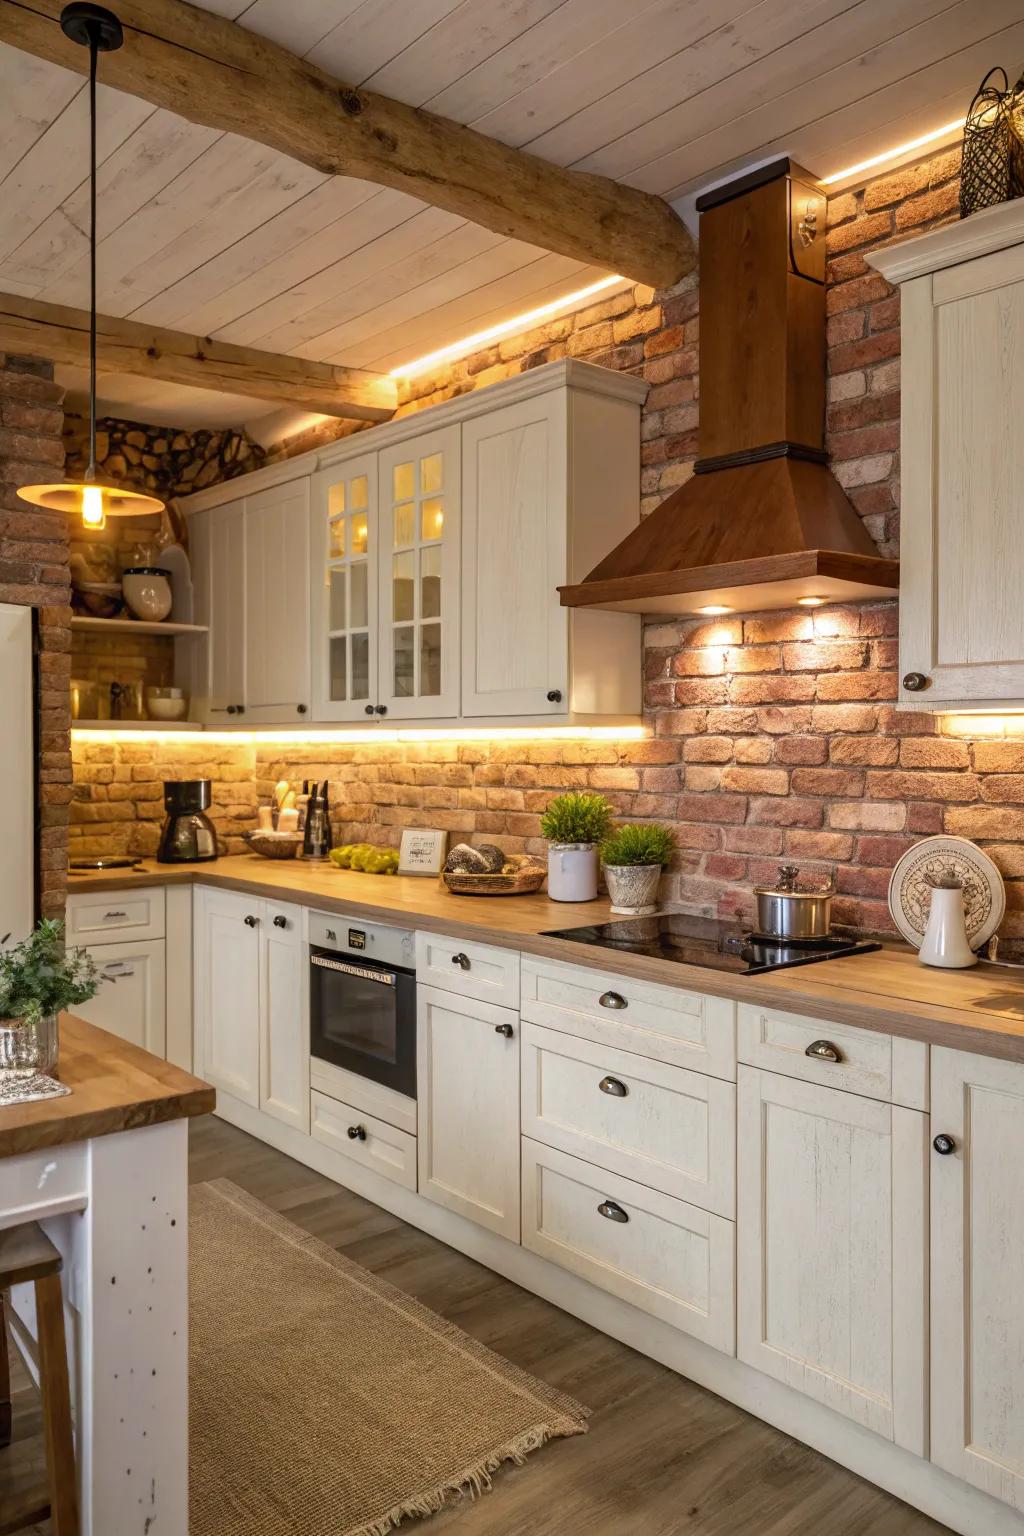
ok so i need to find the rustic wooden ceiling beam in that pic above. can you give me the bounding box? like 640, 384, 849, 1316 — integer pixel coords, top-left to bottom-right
0, 293, 398, 420
0, 0, 694, 290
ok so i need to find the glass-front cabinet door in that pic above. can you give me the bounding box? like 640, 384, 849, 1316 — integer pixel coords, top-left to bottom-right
377, 425, 460, 719
310, 455, 378, 722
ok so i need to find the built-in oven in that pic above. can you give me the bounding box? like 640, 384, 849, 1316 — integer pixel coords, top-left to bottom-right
308, 911, 417, 1100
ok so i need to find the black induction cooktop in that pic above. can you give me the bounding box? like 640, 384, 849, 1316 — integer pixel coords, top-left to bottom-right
542, 912, 882, 975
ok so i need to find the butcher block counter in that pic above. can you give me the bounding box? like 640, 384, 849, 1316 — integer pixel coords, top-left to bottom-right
69, 855, 1024, 1063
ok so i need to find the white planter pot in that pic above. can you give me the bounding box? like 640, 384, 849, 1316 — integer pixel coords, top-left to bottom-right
604, 863, 661, 915
547, 844, 599, 902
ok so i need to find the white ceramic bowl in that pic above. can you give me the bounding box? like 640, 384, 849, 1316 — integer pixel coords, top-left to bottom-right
145, 692, 188, 721
123, 567, 173, 622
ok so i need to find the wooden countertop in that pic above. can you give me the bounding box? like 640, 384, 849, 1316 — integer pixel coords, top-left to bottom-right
69, 856, 1024, 1064
0, 1014, 215, 1159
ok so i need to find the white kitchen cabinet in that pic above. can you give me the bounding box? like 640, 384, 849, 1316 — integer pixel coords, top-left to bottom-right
460, 375, 642, 720
310, 452, 378, 723
74, 938, 166, 1057
244, 480, 310, 723
416, 983, 520, 1240
931, 1047, 1024, 1512
378, 424, 461, 720
869, 203, 1024, 708
260, 900, 309, 1133
191, 497, 247, 722
737, 1065, 927, 1453
194, 887, 308, 1127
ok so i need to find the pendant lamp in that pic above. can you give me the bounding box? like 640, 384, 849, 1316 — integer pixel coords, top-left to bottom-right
18, 4, 164, 531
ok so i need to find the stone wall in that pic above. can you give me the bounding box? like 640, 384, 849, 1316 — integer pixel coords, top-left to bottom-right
0, 355, 70, 918
72, 146, 1024, 946
63, 414, 266, 500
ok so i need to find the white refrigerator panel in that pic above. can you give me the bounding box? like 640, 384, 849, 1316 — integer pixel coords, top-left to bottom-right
0, 603, 34, 940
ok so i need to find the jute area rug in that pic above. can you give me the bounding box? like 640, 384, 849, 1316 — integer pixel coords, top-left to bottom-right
189, 1180, 589, 1536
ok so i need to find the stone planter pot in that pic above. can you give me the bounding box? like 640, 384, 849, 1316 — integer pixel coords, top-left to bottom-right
0, 1014, 59, 1078
604, 863, 662, 915
547, 843, 599, 902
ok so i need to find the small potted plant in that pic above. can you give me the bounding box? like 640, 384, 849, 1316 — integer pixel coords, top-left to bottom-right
0, 920, 98, 1078
601, 823, 676, 914
540, 791, 613, 902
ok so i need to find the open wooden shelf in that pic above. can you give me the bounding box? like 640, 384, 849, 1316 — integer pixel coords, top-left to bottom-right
70, 617, 208, 637
71, 719, 202, 732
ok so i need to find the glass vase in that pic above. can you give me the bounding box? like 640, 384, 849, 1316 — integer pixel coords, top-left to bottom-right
0, 1014, 59, 1078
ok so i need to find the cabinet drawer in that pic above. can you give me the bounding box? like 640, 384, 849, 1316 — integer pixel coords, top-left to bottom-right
521, 1023, 734, 1217
310, 1057, 416, 1137
522, 1138, 735, 1353
737, 1003, 927, 1109
310, 1090, 417, 1192
415, 930, 519, 1008
67, 885, 165, 943
521, 955, 735, 1081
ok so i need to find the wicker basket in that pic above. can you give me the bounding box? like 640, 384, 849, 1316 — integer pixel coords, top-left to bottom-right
243, 830, 304, 860
442, 866, 546, 897
960, 68, 1024, 218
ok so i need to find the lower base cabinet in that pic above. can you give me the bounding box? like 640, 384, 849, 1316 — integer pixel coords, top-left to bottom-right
930, 1047, 1024, 1512
737, 1065, 927, 1454
416, 984, 520, 1240
522, 1137, 735, 1353
310, 1090, 417, 1191
74, 938, 166, 1057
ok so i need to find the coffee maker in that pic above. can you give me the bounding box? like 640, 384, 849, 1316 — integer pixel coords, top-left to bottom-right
157, 780, 218, 863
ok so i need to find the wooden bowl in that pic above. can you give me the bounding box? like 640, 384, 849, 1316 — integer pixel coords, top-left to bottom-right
442, 867, 546, 897
243, 830, 303, 860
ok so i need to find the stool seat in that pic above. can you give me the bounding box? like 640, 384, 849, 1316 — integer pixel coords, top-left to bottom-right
0, 1220, 78, 1535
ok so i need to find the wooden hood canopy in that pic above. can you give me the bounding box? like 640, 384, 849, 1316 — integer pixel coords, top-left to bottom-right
558, 159, 899, 616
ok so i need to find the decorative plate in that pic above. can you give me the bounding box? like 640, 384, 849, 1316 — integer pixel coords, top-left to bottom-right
887, 836, 1005, 951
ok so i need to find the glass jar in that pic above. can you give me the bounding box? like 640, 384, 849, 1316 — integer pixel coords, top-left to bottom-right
0, 1014, 59, 1077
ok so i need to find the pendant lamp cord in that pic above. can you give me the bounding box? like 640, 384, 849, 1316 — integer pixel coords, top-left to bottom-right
88, 26, 98, 481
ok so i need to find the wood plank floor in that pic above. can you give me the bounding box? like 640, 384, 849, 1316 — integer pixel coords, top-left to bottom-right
1, 1115, 952, 1535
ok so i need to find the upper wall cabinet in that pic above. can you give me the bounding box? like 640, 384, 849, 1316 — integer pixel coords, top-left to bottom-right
870, 203, 1024, 709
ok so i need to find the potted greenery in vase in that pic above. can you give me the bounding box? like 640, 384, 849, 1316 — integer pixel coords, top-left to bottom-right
0, 920, 98, 1079
601, 823, 676, 915
540, 791, 613, 901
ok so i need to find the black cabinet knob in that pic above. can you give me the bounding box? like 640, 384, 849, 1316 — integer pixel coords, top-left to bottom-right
365, 704, 375, 716
494, 1023, 514, 1038
244, 914, 258, 928
375, 704, 388, 716
546, 689, 563, 704
297, 703, 307, 714
235, 704, 245, 714
347, 1125, 367, 1141
273, 915, 287, 929
933, 1133, 956, 1155
902, 672, 930, 692
226, 704, 237, 715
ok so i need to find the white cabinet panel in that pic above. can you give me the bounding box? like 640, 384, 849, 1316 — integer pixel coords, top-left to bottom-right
521, 1022, 735, 1216
260, 901, 308, 1132
192, 498, 246, 721
522, 1137, 735, 1353
416, 984, 519, 1240
461, 391, 567, 717
195, 888, 260, 1106
310, 455, 378, 723
244, 480, 310, 722
67, 886, 165, 944
521, 955, 736, 1081
378, 425, 460, 719
931, 1048, 1024, 1512
737, 1002, 928, 1108
75, 938, 166, 1058
737, 1066, 927, 1453
415, 930, 519, 1009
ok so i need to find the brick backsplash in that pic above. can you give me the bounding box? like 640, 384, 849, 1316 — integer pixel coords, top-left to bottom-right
70, 145, 1024, 946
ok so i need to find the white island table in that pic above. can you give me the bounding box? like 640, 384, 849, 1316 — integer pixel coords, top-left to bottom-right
0, 1015, 214, 1534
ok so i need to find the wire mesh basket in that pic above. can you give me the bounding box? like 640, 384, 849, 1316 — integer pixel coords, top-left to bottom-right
960, 67, 1024, 218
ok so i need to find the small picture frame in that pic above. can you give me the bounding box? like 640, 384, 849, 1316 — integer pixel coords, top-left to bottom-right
398, 828, 449, 877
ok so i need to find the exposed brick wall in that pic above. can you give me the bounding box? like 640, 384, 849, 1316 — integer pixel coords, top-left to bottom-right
0, 356, 70, 918
72, 145, 1024, 946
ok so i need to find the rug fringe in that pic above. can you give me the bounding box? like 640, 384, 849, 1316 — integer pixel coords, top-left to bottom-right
347, 1415, 586, 1536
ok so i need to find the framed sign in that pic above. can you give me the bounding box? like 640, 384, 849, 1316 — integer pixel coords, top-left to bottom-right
398, 828, 448, 877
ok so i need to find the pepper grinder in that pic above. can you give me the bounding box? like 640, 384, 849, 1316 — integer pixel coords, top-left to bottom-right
302, 780, 331, 861
919, 871, 977, 969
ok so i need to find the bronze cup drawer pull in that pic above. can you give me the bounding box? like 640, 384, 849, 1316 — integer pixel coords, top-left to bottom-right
805, 1038, 843, 1063
599, 1076, 628, 1097
597, 1200, 629, 1224
451, 952, 471, 970
599, 990, 627, 1010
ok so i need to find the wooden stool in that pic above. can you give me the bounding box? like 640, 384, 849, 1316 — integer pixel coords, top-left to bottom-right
0, 1223, 79, 1536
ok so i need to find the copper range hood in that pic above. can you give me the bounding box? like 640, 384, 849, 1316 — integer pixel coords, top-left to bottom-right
558, 159, 899, 616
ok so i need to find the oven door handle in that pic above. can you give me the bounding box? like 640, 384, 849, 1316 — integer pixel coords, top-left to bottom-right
311, 954, 396, 987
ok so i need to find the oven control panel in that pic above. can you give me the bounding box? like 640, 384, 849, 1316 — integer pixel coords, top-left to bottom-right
308, 909, 415, 970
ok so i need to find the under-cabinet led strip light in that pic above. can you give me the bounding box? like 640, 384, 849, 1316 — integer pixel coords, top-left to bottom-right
72, 725, 649, 745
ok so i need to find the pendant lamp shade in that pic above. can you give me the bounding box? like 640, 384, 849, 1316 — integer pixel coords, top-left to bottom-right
18, 4, 164, 531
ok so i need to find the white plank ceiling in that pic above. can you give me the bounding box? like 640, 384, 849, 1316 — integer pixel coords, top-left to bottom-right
1, 0, 1018, 426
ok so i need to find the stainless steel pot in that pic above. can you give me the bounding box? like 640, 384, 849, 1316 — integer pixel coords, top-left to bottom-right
754, 864, 835, 939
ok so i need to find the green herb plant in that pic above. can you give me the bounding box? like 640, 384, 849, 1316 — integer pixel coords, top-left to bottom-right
601, 823, 676, 868
539, 791, 613, 846
0, 919, 99, 1029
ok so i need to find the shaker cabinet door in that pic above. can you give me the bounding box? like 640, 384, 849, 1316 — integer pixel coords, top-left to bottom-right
260, 901, 309, 1132
310, 455, 379, 722
244, 479, 310, 722
191, 499, 247, 722
195, 888, 261, 1107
